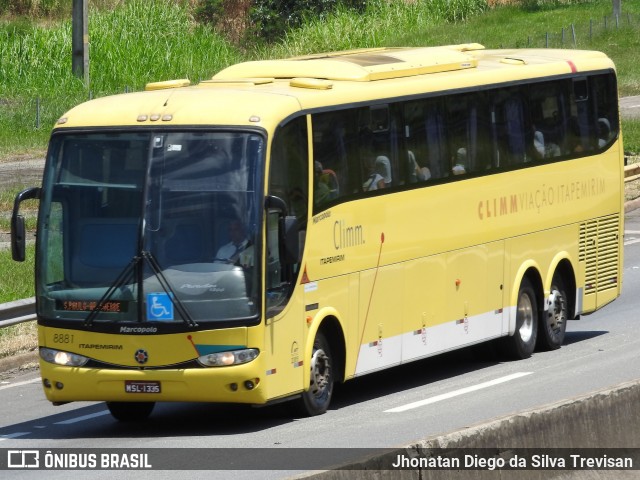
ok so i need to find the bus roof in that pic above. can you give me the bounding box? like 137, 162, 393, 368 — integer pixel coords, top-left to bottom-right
214, 44, 484, 82
55, 45, 615, 131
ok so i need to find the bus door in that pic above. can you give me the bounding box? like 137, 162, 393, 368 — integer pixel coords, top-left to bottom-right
263, 116, 309, 399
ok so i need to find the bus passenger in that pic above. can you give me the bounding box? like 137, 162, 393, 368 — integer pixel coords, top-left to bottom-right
566, 117, 585, 153
363, 155, 390, 191
533, 129, 545, 159
452, 147, 466, 175
407, 150, 431, 183
598, 118, 611, 147
314, 161, 332, 206
363, 170, 384, 191
375, 156, 392, 187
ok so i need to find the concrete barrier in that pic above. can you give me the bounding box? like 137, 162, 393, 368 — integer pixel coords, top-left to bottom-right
299, 379, 640, 480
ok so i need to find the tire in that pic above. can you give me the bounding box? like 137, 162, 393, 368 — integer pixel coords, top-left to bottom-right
501, 277, 538, 360
297, 332, 334, 416
537, 275, 568, 351
106, 401, 155, 422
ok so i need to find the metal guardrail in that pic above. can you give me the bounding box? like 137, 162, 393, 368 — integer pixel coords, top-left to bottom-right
0, 297, 35, 328
0, 161, 639, 329
625, 162, 640, 183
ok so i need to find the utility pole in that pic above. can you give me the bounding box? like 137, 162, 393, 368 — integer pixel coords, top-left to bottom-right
72, 0, 89, 86
613, 0, 621, 18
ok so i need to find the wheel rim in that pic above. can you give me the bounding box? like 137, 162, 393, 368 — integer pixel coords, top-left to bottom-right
309, 348, 331, 398
517, 292, 535, 343
547, 288, 566, 333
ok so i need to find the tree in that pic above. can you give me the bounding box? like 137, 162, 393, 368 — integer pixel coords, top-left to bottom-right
195, 0, 367, 44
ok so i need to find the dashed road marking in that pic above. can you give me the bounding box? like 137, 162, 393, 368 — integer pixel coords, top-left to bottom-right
54, 411, 110, 425
385, 372, 533, 413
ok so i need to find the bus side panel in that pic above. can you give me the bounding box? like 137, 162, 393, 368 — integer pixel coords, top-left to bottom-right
401, 256, 446, 362
444, 243, 504, 343
355, 264, 404, 376
353, 241, 506, 376
401, 243, 504, 363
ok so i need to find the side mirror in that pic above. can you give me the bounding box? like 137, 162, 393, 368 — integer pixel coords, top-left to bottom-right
265, 195, 299, 266
280, 215, 299, 265
11, 187, 40, 262
11, 215, 26, 262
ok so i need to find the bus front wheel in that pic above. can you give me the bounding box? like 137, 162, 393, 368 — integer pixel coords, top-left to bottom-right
297, 331, 334, 416
502, 277, 538, 359
107, 401, 155, 422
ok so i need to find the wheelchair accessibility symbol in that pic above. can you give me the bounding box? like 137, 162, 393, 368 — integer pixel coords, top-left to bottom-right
146, 293, 174, 321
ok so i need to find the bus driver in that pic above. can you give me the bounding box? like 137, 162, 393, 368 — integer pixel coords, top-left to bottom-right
214, 219, 253, 268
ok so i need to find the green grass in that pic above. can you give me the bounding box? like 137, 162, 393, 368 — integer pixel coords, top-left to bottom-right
257, 0, 488, 58
0, 0, 243, 156
0, 245, 35, 303
1, 0, 638, 159
1, 0, 639, 156
390, 1, 640, 96
0, 187, 38, 232
623, 119, 640, 155
0, 320, 37, 360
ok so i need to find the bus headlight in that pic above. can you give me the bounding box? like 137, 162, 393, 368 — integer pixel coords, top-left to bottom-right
40, 348, 89, 367
197, 348, 259, 367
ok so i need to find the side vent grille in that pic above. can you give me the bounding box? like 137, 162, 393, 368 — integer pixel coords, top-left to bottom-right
579, 214, 620, 296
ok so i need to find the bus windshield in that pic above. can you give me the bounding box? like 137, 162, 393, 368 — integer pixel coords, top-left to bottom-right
37, 130, 264, 326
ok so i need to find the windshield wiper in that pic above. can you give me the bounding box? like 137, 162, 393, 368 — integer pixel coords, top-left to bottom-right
84, 252, 198, 328
141, 251, 198, 328
84, 255, 139, 327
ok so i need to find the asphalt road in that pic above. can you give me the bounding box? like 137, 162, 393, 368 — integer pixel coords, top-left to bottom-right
620, 95, 640, 120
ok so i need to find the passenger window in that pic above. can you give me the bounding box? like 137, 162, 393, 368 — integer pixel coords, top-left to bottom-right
530, 82, 564, 160
444, 93, 489, 175
270, 117, 309, 222
312, 110, 356, 203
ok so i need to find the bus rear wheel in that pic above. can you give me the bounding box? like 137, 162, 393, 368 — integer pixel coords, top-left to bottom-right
107, 401, 155, 422
297, 332, 334, 416
537, 275, 568, 350
502, 277, 538, 359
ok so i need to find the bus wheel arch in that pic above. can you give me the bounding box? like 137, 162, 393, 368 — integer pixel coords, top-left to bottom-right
538, 259, 575, 351
502, 269, 543, 360
297, 316, 345, 416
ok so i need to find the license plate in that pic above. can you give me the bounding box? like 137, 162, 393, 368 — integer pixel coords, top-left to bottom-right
124, 380, 161, 394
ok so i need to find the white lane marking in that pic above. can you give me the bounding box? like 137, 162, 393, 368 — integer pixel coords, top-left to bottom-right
384, 372, 533, 413
0, 378, 40, 391
0, 408, 108, 441
624, 231, 640, 246
54, 410, 110, 425
0, 432, 31, 441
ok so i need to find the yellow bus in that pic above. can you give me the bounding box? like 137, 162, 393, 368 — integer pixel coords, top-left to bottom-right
12, 44, 623, 421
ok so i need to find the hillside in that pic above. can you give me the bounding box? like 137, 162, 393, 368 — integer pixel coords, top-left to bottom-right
1, 0, 639, 157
